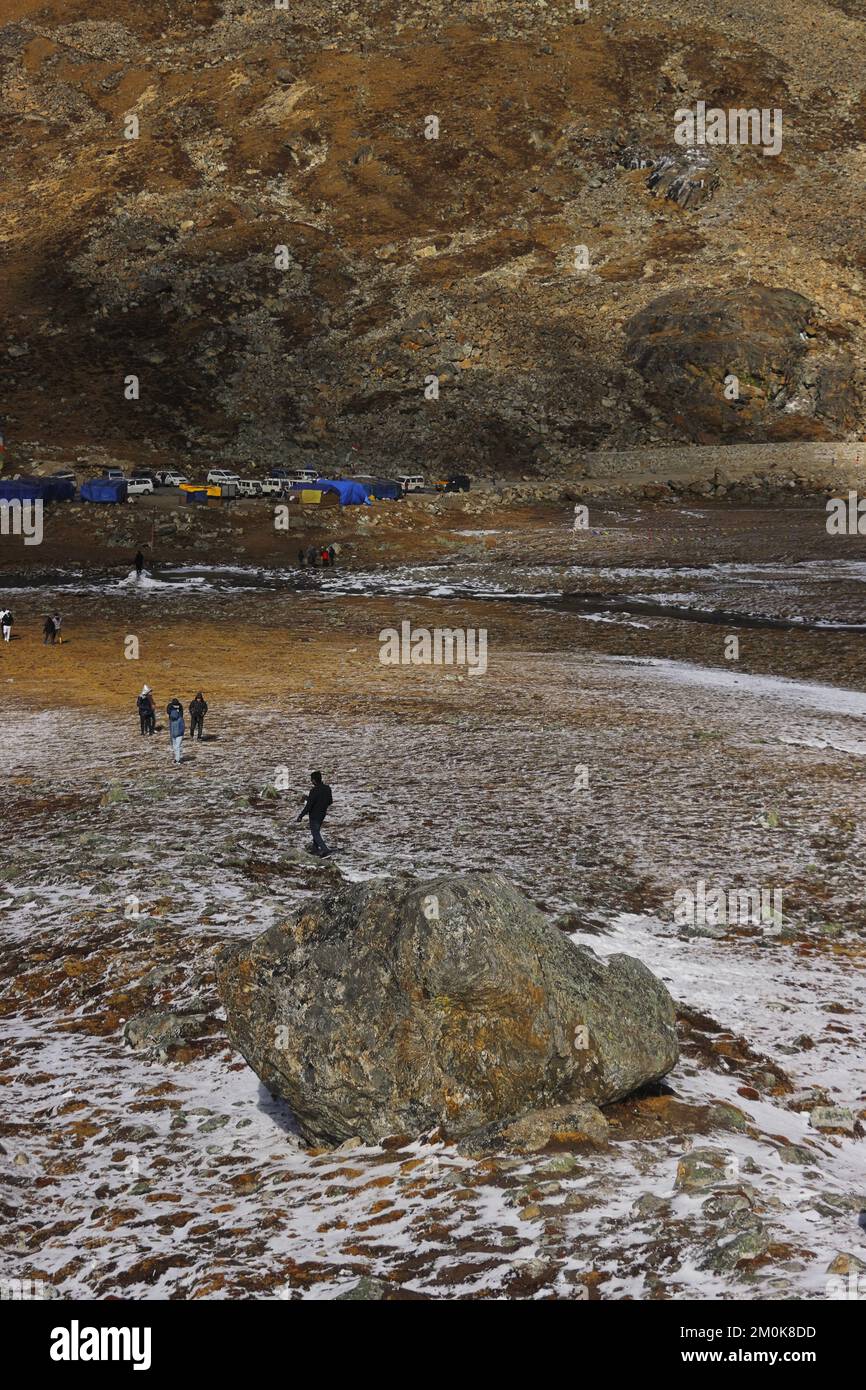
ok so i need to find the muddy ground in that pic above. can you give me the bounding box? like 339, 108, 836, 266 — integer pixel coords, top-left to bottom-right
1, 494, 865, 1299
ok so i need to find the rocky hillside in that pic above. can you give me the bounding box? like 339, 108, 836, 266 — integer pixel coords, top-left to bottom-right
2, 0, 866, 477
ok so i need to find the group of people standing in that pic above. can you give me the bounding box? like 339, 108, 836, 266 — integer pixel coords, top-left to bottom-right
137, 686, 208, 763
0, 609, 63, 644
134, 686, 334, 853
299, 545, 336, 569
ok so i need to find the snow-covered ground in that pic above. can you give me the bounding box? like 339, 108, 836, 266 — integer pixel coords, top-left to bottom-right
1, 550, 865, 1299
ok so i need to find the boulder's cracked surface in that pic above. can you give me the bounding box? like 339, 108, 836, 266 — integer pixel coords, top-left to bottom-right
217, 872, 678, 1144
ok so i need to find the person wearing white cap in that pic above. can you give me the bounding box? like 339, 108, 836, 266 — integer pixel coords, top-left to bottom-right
137, 684, 155, 736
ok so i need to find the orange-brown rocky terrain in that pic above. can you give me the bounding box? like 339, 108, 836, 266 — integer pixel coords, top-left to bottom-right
2, 1, 866, 1312
2, 0, 866, 478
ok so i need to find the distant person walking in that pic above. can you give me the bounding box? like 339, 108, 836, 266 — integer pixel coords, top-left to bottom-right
166, 697, 185, 764
320, 546, 330, 567
298, 548, 306, 568
297, 770, 333, 857
134, 550, 144, 578
189, 691, 208, 741
52, 611, 63, 644
306, 545, 318, 569
137, 684, 155, 736
327, 545, 336, 566
0, 609, 12, 642
42, 615, 56, 645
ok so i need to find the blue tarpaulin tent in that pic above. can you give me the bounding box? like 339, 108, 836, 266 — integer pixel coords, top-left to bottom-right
368, 479, 401, 501
314, 478, 372, 506
351, 476, 403, 501
81, 478, 128, 503
47, 478, 75, 502
0, 477, 74, 502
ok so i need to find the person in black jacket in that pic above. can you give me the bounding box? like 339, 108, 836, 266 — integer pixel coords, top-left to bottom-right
189, 691, 208, 741
296, 770, 333, 856
166, 698, 185, 764
137, 684, 155, 736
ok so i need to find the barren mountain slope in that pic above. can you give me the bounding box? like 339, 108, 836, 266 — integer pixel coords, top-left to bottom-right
2, 0, 865, 474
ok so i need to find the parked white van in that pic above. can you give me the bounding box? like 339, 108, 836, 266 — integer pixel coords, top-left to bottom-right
262, 476, 287, 495
237, 479, 263, 497
397, 474, 424, 493
206, 469, 240, 486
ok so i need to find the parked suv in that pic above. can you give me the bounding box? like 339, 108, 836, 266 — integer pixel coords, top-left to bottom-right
155, 470, 189, 487
435, 473, 471, 493
101, 467, 125, 481
237, 479, 263, 497
127, 477, 154, 495
397, 473, 424, 493
262, 475, 289, 495
206, 469, 240, 486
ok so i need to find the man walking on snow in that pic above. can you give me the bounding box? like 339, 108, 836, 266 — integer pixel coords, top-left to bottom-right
297, 770, 333, 857
189, 691, 208, 741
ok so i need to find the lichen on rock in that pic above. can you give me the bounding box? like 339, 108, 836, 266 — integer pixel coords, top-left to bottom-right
217, 871, 678, 1145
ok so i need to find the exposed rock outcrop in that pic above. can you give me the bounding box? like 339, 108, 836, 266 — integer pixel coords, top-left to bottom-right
625, 285, 861, 441
3, 3, 866, 472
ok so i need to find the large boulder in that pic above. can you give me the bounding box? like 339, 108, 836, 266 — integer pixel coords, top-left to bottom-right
216, 873, 678, 1145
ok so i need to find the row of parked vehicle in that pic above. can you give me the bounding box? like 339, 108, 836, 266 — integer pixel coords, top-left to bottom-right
49, 465, 471, 498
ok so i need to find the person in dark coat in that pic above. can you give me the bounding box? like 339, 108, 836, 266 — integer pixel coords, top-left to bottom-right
135, 550, 144, 577
137, 684, 155, 736
298, 548, 306, 568
189, 691, 208, 741
42, 615, 56, 645
306, 545, 318, 568
327, 545, 336, 566
296, 770, 333, 856
166, 697, 185, 764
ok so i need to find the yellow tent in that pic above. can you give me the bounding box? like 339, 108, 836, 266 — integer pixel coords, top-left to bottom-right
179, 483, 222, 498
298, 488, 338, 505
